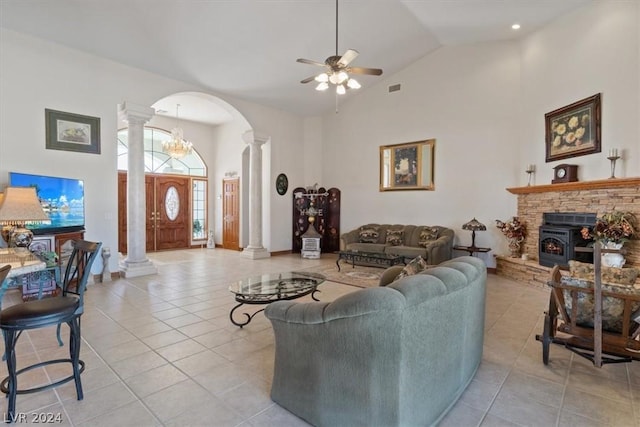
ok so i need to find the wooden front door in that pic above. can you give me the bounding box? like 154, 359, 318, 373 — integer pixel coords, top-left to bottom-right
154, 176, 190, 250
222, 178, 240, 250
118, 172, 191, 253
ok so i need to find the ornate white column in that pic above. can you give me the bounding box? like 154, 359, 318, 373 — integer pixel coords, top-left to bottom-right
117, 102, 157, 277
241, 130, 270, 259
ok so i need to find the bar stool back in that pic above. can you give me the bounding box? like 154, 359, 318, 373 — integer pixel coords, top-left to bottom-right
0, 240, 101, 423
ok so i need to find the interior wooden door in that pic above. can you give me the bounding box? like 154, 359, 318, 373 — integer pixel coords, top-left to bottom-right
145, 176, 155, 252
222, 178, 240, 250
117, 172, 128, 254
154, 176, 190, 250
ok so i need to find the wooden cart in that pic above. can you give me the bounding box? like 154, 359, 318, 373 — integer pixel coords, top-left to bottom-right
535, 245, 640, 367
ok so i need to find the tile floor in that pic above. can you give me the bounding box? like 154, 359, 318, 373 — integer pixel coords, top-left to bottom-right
1, 249, 639, 426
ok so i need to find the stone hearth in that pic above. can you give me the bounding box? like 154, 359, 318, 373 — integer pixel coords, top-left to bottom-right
497, 177, 640, 286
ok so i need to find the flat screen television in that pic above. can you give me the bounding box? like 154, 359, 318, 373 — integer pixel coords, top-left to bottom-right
9, 172, 85, 235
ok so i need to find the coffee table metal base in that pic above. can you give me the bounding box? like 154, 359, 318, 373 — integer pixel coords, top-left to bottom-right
228, 272, 325, 328
336, 251, 406, 272
230, 290, 320, 328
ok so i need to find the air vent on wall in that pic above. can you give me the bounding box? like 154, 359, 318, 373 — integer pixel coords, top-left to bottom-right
388, 84, 401, 93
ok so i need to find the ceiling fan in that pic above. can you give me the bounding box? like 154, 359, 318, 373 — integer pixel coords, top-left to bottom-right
297, 0, 383, 95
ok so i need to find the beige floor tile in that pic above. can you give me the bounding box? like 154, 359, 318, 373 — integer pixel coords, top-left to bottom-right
244, 403, 311, 427
177, 320, 221, 338
219, 377, 274, 419
562, 387, 635, 425
439, 400, 485, 427
62, 382, 137, 424
172, 348, 231, 377
76, 400, 161, 426
155, 338, 208, 362
108, 350, 168, 379
488, 390, 559, 426
163, 395, 244, 427
97, 339, 151, 364
143, 378, 213, 421
141, 329, 189, 349
124, 364, 188, 398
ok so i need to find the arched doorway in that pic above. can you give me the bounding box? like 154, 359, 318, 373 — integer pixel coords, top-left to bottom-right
116, 127, 208, 253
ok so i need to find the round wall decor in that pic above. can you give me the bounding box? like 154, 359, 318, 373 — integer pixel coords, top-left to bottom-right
276, 173, 289, 195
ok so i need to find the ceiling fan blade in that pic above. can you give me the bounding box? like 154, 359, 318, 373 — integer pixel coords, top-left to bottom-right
348, 66, 383, 76
300, 75, 317, 84
297, 58, 326, 67
337, 49, 359, 67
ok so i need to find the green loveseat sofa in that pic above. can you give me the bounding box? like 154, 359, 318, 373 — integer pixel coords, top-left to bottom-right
264, 256, 487, 427
340, 223, 454, 265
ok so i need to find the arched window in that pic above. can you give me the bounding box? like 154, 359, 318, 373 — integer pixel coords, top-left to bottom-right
117, 127, 207, 176
117, 127, 209, 242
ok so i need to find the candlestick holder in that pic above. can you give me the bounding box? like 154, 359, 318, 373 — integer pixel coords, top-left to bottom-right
525, 166, 535, 186
607, 155, 620, 179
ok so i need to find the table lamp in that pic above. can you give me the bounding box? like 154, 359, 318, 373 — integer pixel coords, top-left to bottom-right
462, 218, 486, 250
0, 186, 51, 248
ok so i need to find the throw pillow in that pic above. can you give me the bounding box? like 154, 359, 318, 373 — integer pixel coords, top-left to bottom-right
560, 276, 640, 333
418, 227, 439, 248
393, 256, 429, 282
568, 260, 639, 287
385, 229, 404, 246
359, 226, 380, 243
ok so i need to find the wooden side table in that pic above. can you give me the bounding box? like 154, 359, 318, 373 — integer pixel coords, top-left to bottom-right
453, 245, 491, 257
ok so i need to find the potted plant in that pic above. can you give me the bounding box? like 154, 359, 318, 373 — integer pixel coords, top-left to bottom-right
495, 217, 527, 258
580, 211, 637, 267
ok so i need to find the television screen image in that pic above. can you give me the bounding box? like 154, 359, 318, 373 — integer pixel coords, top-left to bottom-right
9, 172, 85, 234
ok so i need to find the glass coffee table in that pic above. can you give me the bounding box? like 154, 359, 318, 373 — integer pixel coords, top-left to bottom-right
336, 250, 406, 271
228, 271, 325, 328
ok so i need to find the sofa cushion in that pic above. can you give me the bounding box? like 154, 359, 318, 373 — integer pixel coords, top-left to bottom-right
568, 260, 639, 287
385, 229, 404, 246
359, 226, 380, 243
418, 227, 439, 247
394, 255, 429, 282
560, 276, 640, 333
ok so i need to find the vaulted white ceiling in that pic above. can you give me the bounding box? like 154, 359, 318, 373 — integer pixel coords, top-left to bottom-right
0, 0, 592, 122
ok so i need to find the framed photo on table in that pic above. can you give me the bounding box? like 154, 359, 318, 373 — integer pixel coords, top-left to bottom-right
545, 93, 601, 162
379, 139, 435, 191
45, 109, 101, 154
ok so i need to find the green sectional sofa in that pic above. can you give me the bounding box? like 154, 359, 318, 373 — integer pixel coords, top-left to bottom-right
340, 223, 454, 265
264, 256, 487, 427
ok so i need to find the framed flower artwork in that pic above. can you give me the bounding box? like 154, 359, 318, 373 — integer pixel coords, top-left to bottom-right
545, 93, 601, 162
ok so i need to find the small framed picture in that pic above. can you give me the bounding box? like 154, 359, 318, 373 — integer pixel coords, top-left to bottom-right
545, 94, 601, 162
45, 109, 101, 154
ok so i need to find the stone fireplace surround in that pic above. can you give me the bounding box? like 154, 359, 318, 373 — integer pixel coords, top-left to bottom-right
496, 177, 640, 288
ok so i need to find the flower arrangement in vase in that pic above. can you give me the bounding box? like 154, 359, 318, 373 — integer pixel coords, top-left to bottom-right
496, 217, 527, 258
580, 211, 637, 267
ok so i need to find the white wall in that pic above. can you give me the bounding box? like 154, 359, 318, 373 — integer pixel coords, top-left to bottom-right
0, 29, 307, 271
320, 41, 522, 265
316, 1, 639, 265
520, 1, 640, 183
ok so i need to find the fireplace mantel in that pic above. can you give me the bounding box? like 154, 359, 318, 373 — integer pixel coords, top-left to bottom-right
507, 177, 640, 194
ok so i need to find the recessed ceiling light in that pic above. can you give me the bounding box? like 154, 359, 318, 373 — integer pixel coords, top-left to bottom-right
512, 24, 521, 30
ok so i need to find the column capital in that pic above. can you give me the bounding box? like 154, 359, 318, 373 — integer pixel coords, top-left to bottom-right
242, 130, 270, 146
118, 102, 155, 123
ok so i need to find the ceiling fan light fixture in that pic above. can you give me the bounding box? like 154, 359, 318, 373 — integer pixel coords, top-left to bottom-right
314, 73, 329, 83
315, 82, 329, 91
337, 71, 349, 84
336, 84, 346, 95
347, 78, 361, 89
